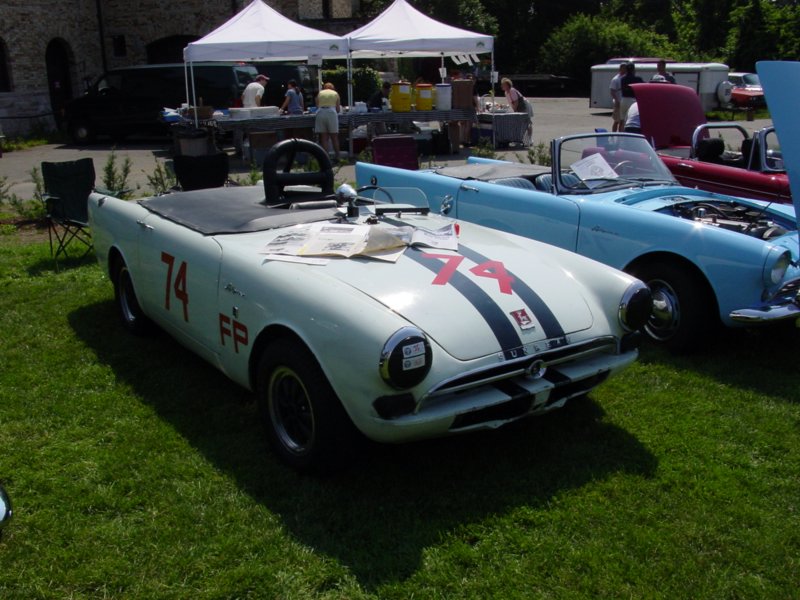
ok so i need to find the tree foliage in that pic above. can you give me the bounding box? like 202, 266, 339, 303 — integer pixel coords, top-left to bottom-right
538, 15, 674, 88
350, 0, 800, 85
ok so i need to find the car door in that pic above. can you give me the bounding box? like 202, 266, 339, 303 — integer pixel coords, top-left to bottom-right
452, 181, 580, 251
135, 214, 224, 365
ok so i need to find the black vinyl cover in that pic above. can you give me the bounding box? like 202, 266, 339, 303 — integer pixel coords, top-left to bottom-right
140, 186, 340, 235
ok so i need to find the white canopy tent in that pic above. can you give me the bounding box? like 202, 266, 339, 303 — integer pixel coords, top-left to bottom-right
345, 0, 494, 105
347, 0, 493, 59
184, 0, 347, 62
182, 0, 347, 120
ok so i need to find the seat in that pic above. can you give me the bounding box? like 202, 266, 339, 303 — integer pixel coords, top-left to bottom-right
535, 173, 581, 191
41, 158, 95, 260
696, 138, 725, 164
173, 152, 230, 191
740, 138, 761, 171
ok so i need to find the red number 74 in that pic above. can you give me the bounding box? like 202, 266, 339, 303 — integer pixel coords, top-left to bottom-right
161, 251, 189, 322
423, 253, 515, 294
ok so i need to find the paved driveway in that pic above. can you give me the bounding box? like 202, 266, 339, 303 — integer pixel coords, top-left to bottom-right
1, 98, 773, 201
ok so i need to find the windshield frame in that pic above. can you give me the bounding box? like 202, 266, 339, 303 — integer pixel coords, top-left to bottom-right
553, 133, 678, 195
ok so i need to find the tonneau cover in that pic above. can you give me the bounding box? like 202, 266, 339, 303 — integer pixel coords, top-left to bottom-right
140, 186, 340, 235
433, 162, 550, 181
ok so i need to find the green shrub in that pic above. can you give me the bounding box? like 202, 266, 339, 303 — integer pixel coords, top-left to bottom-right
320, 66, 382, 104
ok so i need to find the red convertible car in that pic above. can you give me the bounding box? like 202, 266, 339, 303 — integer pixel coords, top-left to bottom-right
633, 83, 790, 203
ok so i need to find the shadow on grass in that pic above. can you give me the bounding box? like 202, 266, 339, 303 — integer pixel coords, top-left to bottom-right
70, 300, 657, 589
638, 324, 800, 404
26, 251, 96, 277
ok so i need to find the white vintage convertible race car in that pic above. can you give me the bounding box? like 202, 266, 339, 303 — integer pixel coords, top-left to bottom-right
88, 140, 650, 471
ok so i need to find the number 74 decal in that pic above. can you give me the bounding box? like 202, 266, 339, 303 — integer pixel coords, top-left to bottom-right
161, 251, 189, 321
423, 253, 515, 294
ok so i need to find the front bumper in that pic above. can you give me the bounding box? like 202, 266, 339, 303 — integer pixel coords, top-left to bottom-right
362, 346, 638, 443
729, 278, 800, 324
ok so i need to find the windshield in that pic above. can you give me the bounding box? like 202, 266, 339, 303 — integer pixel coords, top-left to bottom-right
557, 134, 677, 193
742, 73, 761, 86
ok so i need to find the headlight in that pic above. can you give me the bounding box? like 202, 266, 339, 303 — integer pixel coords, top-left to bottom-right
618, 280, 652, 332
764, 248, 791, 287
379, 327, 432, 389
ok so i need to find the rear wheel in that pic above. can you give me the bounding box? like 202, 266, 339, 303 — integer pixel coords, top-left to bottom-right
629, 261, 714, 353
112, 257, 153, 335
256, 339, 357, 472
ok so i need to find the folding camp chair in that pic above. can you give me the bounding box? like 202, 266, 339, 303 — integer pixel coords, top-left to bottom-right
41, 158, 95, 260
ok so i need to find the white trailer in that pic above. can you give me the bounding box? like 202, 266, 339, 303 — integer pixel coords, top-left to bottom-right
590, 62, 730, 112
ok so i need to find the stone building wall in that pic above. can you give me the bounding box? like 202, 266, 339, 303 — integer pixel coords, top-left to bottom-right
0, 0, 354, 137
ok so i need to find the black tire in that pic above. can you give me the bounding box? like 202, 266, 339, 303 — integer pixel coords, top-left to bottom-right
256, 338, 357, 472
68, 119, 96, 145
629, 261, 714, 353
112, 257, 153, 335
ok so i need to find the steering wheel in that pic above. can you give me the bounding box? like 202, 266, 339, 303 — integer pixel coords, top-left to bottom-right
356, 184, 394, 203
262, 138, 334, 206
613, 160, 634, 174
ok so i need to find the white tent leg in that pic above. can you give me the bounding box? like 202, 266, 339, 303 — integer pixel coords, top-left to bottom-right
189, 62, 199, 128
347, 53, 354, 158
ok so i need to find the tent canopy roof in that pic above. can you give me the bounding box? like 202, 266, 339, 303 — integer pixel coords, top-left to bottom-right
184, 0, 347, 62
347, 0, 493, 58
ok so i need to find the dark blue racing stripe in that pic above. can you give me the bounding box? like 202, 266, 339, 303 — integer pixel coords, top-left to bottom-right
457, 244, 566, 340
406, 248, 524, 360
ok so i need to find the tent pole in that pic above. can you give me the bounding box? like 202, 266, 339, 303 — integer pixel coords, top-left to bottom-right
347, 52, 354, 158
189, 61, 199, 128
184, 61, 189, 110
440, 55, 445, 83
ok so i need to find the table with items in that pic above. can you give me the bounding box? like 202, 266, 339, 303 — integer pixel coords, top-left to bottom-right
474, 111, 531, 147
214, 108, 477, 157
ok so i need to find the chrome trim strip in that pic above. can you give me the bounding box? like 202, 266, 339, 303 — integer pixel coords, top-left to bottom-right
421, 336, 618, 402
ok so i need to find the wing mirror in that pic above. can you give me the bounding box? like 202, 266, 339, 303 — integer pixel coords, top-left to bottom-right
0, 484, 12, 537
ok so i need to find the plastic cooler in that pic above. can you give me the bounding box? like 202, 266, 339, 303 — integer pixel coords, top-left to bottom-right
435, 83, 452, 110
390, 82, 412, 112
415, 84, 433, 110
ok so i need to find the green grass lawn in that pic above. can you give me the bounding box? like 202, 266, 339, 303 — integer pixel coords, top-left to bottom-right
1, 229, 799, 599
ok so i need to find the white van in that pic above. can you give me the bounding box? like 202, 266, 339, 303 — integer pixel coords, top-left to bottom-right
590, 62, 730, 112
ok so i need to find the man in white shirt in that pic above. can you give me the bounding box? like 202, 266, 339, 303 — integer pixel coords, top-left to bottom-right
609, 63, 625, 132
624, 101, 641, 134
242, 74, 269, 108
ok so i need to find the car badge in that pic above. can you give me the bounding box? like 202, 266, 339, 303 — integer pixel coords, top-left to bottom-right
510, 308, 535, 330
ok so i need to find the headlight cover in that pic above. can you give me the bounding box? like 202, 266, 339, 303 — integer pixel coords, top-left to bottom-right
618, 280, 652, 332
379, 327, 432, 389
764, 247, 791, 287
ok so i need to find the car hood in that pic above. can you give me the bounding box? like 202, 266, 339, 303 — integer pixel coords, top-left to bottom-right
754, 62, 800, 241
632, 83, 706, 149
318, 225, 597, 361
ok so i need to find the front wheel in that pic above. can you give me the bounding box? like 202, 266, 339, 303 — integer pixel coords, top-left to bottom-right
256, 339, 357, 472
629, 261, 715, 353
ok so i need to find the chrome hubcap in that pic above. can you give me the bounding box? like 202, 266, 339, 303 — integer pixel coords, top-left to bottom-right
269, 367, 314, 455
646, 279, 680, 341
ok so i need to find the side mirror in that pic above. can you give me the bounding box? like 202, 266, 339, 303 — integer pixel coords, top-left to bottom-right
0, 485, 12, 535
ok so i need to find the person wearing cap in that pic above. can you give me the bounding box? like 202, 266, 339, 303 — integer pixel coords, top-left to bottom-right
242, 74, 269, 108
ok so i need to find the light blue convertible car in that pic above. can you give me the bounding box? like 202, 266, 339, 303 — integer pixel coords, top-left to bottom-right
357, 132, 800, 351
